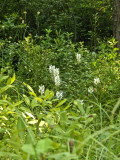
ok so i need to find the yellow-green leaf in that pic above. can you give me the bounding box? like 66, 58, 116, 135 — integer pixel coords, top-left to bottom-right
36, 97, 43, 103
11, 73, 15, 84
23, 82, 34, 92
23, 94, 30, 106
29, 92, 36, 97
55, 99, 67, 108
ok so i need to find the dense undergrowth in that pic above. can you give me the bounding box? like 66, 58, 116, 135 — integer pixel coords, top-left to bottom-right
0, 31, 120, 160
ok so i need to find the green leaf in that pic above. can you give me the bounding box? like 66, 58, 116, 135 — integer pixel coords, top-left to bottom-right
35, 97, 43, 103
74, 100, 85, 115
23, 94, 30, 106
55, 99, 67, 108
44, 89, 54, 100
29, 92, 36, 97
7, 77, 12, 85
7, 73, 15, 85
11, 73, 15, 84
23, 82, 34, 93
14, 101, 23, 107
18, 116, 36, 145
0, 75, 9, 83
36, 138, 53, 153
17, 116, 26, 139
25, 127, 36, 145
64, 104, 70, 110
0, 85, 13, 93
0, 100, 15, 107
21, 144, 35, 155
85, 117, 94, 125
31, 98, 38, 109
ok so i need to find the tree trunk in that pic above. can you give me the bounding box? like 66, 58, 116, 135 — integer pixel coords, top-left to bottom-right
113, 0, 120, 50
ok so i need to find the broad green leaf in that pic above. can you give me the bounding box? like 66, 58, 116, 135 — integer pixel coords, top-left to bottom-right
0, 84, 14, 93
7, 73, 15, 85
0, 75, 9, 83
53, 126, 65, 134
44, 89, 54, 100
36, 97, 43, 103
21, 144, 35, 155
36, 138, 53, 153
23, 82, 34, 92
7, 77, 11, 85
85, 117, 94, 125
0, 100, 15, 107
17, 116, 26, 139
25, 127, 36, 145
18, 115, 36, 145
29, 92, 36, 97
23, 94, 30, 106
45, 89, 50, 97
11, 73, 15, 84
14, 101, 23, 107
55, 99, 67, 108
74, 100, 85, 115
31, 98, 38, 109
64, 104, 70, 110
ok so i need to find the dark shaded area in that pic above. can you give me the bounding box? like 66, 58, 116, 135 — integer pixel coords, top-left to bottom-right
0, 0, 113, 46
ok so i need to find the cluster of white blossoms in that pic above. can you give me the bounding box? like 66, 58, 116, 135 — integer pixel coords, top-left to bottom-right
94, 77, 100, 85
49, 65, 64, 99
49, 65, 60, 87
88, 78, 100, 94
56, 91, 63, 100
88, 86, 94, 94
76, 53, 81, 64
38, 85, 45, 95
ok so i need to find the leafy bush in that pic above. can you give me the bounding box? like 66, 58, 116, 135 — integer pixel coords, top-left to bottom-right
1, 32, 119, 104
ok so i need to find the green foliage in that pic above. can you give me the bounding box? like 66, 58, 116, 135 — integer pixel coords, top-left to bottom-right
1, 32, 119, 103
0, 1, 120, 159
0, 0, 113, 45
0, 70, 120, 160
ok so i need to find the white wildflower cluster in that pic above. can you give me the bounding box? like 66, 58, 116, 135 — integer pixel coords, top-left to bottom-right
49, 65, 63, 99
76, 53, 81, 64
56, 91, 63, 100
38, 85, 45, 95
88, 78, 100, 94
94, 77, 100, 85
54, 76, 60, 86
49, 65, 60, 87
88, 86, 94, 94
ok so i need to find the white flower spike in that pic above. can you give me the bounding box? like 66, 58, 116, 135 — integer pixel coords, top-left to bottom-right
94, 78, 100, 85
76, 53, 81, 64
39, 85, 45, 95
54, 75, 60, 86
56, 91, 63, 100
88, 86, 94, 94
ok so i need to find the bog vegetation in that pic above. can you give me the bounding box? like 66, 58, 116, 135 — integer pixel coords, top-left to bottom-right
0, 0, 120, 160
